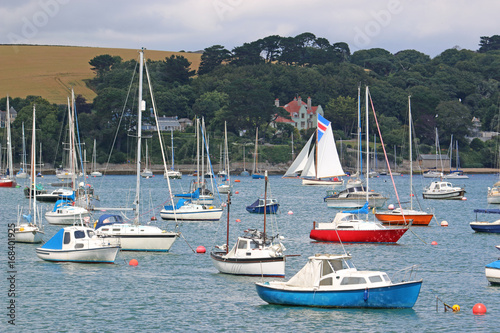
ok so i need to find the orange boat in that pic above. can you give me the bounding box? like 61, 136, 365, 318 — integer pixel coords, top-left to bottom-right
375, 208, 433, 226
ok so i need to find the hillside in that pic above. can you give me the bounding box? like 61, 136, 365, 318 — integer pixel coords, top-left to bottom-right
0, 45, 201, 104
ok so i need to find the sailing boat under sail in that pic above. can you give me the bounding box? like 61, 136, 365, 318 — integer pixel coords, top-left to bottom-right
284, 114, 345, 186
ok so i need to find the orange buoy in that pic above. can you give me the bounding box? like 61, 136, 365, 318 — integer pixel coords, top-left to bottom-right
196, 246, 206, 253
472, 303, 487, 315
129, 259, 139, 266
235, 179, 240, 182
235, 191, 239, 194
236, 219, 241, 222
151, 216, 157, 221
431, 241, 438, 245
441, 221, 448, 227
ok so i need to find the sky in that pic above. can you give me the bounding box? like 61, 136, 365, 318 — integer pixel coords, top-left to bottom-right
1, 0, 498, 58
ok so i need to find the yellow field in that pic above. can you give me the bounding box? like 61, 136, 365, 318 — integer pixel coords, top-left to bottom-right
0, 45, 201, 104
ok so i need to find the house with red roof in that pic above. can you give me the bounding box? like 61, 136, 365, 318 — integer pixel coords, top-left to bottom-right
273, 96, 324, 130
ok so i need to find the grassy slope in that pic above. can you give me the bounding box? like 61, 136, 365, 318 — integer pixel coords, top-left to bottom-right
0, 45, 201, 104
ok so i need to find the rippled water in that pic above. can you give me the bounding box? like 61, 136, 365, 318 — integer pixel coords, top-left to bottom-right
2, 173, 499, 332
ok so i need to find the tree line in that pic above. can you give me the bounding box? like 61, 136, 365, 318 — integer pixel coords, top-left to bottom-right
2, 33, 500, 170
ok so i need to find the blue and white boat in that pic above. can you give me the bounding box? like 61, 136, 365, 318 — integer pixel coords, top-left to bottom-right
485, 245, 500, 285
256, 253, 422, 308
246, 198, 279, 214
470, 209, 500, 233
160, 198, 223, 221
36, 225, 120, 263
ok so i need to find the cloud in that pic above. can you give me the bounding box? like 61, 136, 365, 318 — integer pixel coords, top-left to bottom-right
1, 0, 499, 57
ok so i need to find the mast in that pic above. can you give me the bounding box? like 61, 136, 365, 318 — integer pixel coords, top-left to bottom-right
449, 134, 453, 171
31, 105, 37, 224
254, 128, 259, 174
171, 129, 175, 171
365, 86, 370, 203
134, 49, 145, 224
93, 139, 97, 173
6, 95, 13, 179
357, 84, 362, 174
263, 170, 268, 241
21, 122, 26, 174
196, 118, 200, 183
226, 192, 230, 254
409, 95, 413, 210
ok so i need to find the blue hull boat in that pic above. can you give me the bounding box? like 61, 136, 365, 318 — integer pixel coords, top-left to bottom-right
246, 198, 279, 214
255, 253, 422, 308
256, 280, 422, 308
470, 209, 500, 233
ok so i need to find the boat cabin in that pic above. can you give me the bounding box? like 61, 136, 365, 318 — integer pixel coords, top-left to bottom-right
285, 254, 391, 289
41, 226, 97, 250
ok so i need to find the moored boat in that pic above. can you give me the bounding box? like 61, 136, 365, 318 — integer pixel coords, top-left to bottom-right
255, 253, 422, 308
422, 181, 465, 200
470, 209, 500, 233
36, 224, 120, 263
485, 245, 500, 285
246, 198, 279, 214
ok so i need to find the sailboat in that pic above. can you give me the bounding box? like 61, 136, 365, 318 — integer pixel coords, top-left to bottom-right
444, 139, 468, 179
422, 128, 444, 178
211, 171, 286, 277
94, 49, 179, 252
310, 86, 408, 243
0, 95, 17, 188
140, 140, 153, 178
14, 105, 44, 243
16, 122, 28, 179
160, 118, 224, 221
286, 114, 345, 186
217, 121, 232, 194
45, 95, 89, 225
251, 128, 264, 179
375, 96, 434, 226
240, 145, 250, 176
164, 129, 182, 179
90, 139, 102, 177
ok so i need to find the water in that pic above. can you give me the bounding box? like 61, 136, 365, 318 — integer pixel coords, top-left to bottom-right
2, 174, 499, 332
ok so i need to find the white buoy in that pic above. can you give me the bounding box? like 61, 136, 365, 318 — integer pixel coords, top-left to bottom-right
288, 210, 293, 215
441, 221, 448, 227
388, 204, 395, 210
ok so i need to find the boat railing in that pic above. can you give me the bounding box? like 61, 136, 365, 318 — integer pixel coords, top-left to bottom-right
390, 264, 419, 283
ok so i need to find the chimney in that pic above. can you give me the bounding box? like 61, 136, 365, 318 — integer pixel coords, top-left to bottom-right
307, 97, 312, 110
297, 96, 302, 105
275, 98, 279, 107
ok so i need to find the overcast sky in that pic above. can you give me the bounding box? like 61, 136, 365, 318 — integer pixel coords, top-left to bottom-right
1, 0, 498, 57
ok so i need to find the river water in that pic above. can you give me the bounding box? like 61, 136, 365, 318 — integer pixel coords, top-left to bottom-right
2, 173, 499, 332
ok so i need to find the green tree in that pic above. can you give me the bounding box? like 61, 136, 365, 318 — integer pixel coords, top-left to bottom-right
89, 54, 122, 77
198, 45, 232, 75
325, 96, 357, 137
162, 55, 196, 85
435, 100, 471, 145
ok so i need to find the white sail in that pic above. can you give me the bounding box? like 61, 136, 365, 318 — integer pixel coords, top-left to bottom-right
300, 144, 316, 178
284, 133, 313, 177
316, 123, 345, 178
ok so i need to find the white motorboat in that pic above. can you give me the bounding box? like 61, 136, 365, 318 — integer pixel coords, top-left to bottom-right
487, 181, 500, 204
422, 181, 465, 200
324, 185, 388, 208
422, 170, 443, 178
36, 224, 120, 263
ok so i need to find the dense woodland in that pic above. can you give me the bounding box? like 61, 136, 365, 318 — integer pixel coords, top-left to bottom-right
2, 33, 500, 170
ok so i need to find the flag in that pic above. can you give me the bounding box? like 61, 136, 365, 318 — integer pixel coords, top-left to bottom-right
317, 114, 330, 142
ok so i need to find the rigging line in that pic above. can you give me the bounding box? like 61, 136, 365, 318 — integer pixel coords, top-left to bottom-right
367, 89, 407, 225
100, 60, 139, 191
179, 232, 196, 253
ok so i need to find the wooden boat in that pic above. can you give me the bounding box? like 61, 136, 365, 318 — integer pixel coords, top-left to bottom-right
256, 253, 422, 308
